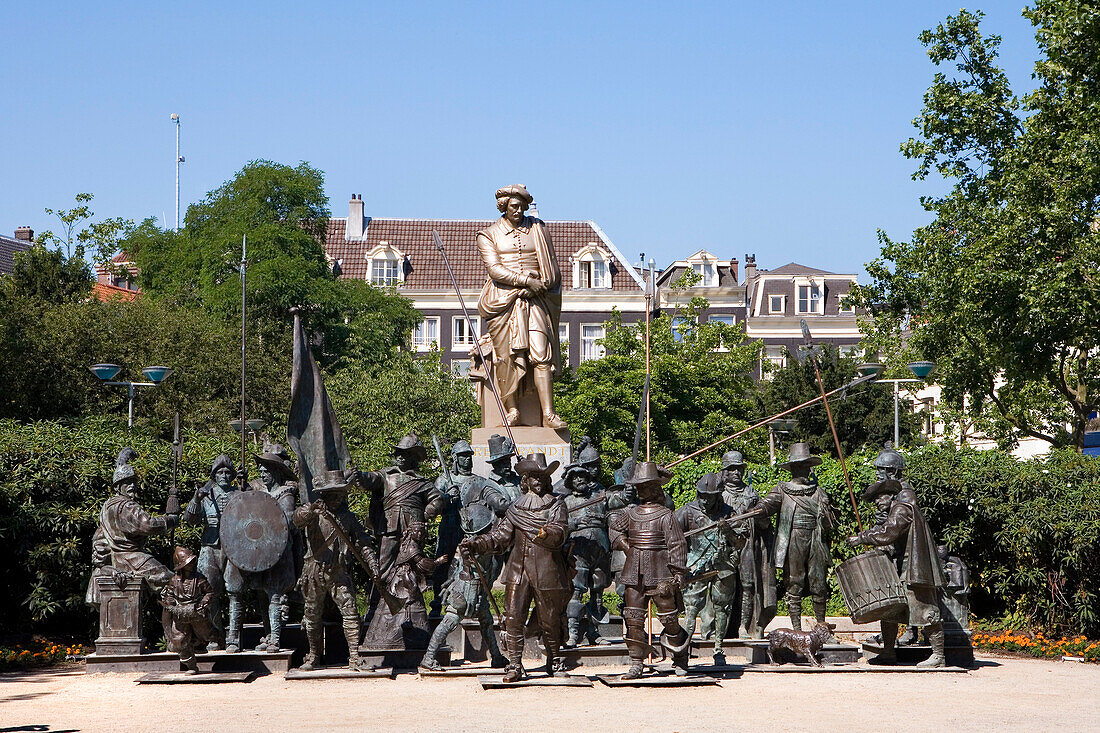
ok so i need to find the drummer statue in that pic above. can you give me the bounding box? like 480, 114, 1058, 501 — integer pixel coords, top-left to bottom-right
733, 443, 834, 632
476, 184, 567, 429
847, 447, 947, 667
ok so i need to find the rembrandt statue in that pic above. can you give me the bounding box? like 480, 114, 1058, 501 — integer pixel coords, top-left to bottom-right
476, 184, 567, 429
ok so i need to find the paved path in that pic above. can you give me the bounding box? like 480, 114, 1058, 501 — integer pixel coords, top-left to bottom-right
1, 655, 1096, 732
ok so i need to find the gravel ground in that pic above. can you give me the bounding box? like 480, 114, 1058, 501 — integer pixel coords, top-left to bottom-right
1, 655, 1096, 733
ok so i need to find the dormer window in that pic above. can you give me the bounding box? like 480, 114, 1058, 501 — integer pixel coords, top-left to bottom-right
572, 243, 612, 289
367, 241, 404, 287
691, 262, 718, 287
797, 283, 822, 314
768, 294, 784, 314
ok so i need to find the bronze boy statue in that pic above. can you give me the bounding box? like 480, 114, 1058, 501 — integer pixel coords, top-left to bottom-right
160, 546, 216, 674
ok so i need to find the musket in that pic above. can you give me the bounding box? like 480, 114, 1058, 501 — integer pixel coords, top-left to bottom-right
167, 412, 182, 544
682, 508, 762, 540
631, 374, 650, 467
312, 504, 404, 615
460, 544, 503, 619
565, 491, 610, 515
432, 230, 520, 460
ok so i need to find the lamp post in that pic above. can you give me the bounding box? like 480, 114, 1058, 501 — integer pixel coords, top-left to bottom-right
91, 364, 173, 427
858, 360, 936, 447
229, 418, 267, 447
767, 417, 798, 465
170, 113, 184, 230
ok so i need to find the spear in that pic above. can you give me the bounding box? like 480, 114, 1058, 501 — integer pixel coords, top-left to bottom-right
167, 412, 182, 544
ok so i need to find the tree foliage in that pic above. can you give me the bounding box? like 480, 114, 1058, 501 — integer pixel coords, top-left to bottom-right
852, 6, 1100, 449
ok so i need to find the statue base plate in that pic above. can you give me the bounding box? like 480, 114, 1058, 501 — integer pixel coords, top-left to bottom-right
478, 673, 592, 689
596, 673, 719, 687
472, 426, 571, 483
285, 667, 394, 679
742, 662, 970, 673
692, 638, 863, 665
418, 662, 506, 677
136, 671, 254, 684
862, 640, 975, 667
356, 646, 437, 671
85, 649, 295, 675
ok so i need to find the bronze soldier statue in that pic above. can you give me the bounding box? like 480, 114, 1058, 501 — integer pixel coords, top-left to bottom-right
716, 450, 777, 638
734, 443, 833, 632
363, 521, 445, 650
293, 469, 380, 671
181, 454, 239, 649
675, 472, 742, 660
86, 448, 179, 609
359, 434, 442, 579
610, 461, 691, 679
460, 454, 571, 682
485, 434, 521, 504
160, 546, 216, 674
848, 448, 947, 667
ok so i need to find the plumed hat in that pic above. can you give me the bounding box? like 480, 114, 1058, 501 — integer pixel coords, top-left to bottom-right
255, 451, 297, 483
392, 434, 428, 460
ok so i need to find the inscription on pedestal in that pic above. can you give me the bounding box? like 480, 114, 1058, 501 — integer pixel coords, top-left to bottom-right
471, 426, 571, 484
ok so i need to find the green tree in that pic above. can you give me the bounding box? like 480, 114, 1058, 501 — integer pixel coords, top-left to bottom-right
5, 245, 93, 304
760, 344, 921, 456
852, 6, 1100, 450
556, 288, 764, 469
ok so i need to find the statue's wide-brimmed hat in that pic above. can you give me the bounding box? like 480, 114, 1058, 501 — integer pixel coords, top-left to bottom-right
720, 450, 746, 470
695, 473, 722, 495
561, 463, 592, 484
451, 439, 474, 457
314, 468, 355, 494
777, 442, 822, 470
626, 461, 673, 487
495, 184, 533, 204
254, 451, 297, 483
172, 545, 199, 572
515, 453, 559, 478
863, 477, 902, 501
392, 434, 427, 460
487, 434, 515, 463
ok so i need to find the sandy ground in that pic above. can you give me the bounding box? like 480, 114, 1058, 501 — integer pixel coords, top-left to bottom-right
1, 655, 1097, 733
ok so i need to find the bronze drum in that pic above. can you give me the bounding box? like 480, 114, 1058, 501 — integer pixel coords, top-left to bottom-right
836, 550, 907, 624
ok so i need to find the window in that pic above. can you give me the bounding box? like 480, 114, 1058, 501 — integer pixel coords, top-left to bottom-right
451, 359, 472, 378
574, 247, 612, 289
692, 262, 718, 287
581, 324, 605, 361
558, 323, 569, 365
797, 284, 821, 314
838, 294, 855, 314
672, 316, 696, 342
412, 317, 440, 351
452, 315, 480, 349
769, 294, 784, 314
371, 255, 400, 286
762, 345, 787, 377
709, 314, 735, 327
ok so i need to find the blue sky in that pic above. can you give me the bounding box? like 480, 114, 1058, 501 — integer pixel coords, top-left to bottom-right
2, 2, 1040, 277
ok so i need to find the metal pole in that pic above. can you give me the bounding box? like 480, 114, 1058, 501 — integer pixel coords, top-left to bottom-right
240, 234, 247, 490
811, 361, 862, 533
894, 381, 900, 448
645, 260, 654, 461
127, 383, 135, 428
174, 117, 180, 230
768, 425, 776, 465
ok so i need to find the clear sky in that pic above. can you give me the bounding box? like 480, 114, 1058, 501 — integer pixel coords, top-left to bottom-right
2, 2, 1041, 277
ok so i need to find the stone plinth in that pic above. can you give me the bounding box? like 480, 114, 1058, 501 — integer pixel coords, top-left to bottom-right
93, 574, 144, 655
472, 426, 570, 484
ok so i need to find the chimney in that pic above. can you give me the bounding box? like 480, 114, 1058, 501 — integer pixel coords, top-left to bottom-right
347, 194, 364, 239
14, 226, 33, 241
528, 201, 539, 219
728, 256, 739, 284
743, 253, 756, 285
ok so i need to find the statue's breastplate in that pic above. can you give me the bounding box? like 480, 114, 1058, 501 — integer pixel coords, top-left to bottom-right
625, 504, 670, 548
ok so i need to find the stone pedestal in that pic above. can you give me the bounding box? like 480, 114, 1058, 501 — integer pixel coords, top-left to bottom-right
472, 426, 570, 484
93, 575, 144, 655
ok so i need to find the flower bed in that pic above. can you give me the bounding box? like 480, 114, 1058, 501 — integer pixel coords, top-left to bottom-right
972, 630, 1099, 662
0, 638, 88, 671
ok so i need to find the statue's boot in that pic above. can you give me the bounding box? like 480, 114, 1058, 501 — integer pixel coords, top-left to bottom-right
916, 624, 946, 668
421, 613, 458, 671
263, 600, 284, 652
225, 594, 242, 653
300, 619, 322, 671
681, 606, 699, 640
344, 617, 366, 671
876, 621, 898, 665
481, 614, 507, 668
813, 601, 835, 642
740, 590, 755, 639
502, 632, 527, 683
533, 365, 567, 429
712, 605, 731, 657
787, 595, 803, 631
181, 653, 199, 675
544, 639, 568, 677
661, 629, 691, 677
897, 625, 919, 646
565, 617, 581, 648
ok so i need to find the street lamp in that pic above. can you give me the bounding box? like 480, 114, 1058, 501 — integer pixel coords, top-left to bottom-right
91, 363, 173, 427
229, 418, 267, 446
767, 417, 798, 465
863, 361, 936, 447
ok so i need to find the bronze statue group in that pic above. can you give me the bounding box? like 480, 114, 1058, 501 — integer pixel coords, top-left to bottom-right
87, 433, 968, 679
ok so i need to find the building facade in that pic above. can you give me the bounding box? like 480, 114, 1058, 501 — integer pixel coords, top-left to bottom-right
0, 227, 34, 275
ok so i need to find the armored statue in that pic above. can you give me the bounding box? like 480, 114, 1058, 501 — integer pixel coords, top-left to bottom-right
735, 443, 834, 631
460, 454, 571, 682
675, 472, 743, 660
363, 521, 445, 650
610, 462, 691, 679
554, 436, 601, 495
293, 469, 380, 671
607, 455, 676, 596
715, 450, 776, 638
181, 454, 239, 649
432, 440, 509, 614
939, 545, 970, 631
359, 434, 442, 579
485, 434, 521, 504
420, 504, 509, 671
217, 450, 298, 652
476, 184, 567, 429
847, 447, 947, 667
86, 448, 178, 607
160, 546, 216, 673
561, 460, 625, 647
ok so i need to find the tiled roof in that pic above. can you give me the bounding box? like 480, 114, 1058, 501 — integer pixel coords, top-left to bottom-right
91, 282, 141, 302
324, 218, 642, 292
760, 262, 838, 276
0, 234, 32, 275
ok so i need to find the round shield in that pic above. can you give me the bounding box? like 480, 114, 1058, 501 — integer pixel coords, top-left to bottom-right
220, 490, 289, 573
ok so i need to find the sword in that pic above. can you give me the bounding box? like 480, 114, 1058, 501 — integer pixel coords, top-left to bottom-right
313, 504, 405, 615
460, 544, 503, 619
565, 492, 610, 515
432, 435, 454, 494
631, 374, 650, 467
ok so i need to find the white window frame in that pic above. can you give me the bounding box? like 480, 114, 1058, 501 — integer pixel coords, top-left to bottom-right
571, 244, 613, 290
450, 359, 473, 378
451, 315, 480, 350
838, 294, 856, 314
691, 261, 718, 287
761, 345, 787, 377
796, 282, 822, 314
768, 294, 784, 314
412, 316, 441, 352
366, 241, 405, 287
671, 315, 697, 343
580, 323, 606, 362
709, 313, 736, 352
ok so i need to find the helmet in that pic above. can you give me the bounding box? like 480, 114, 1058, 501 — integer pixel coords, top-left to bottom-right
873, 447, 905, 471
112, 447, 138, 487
451, 440, 474, 457
172, 546, 199, 572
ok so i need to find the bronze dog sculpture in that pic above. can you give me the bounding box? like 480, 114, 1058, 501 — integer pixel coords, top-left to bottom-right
766, 622, 836, 666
